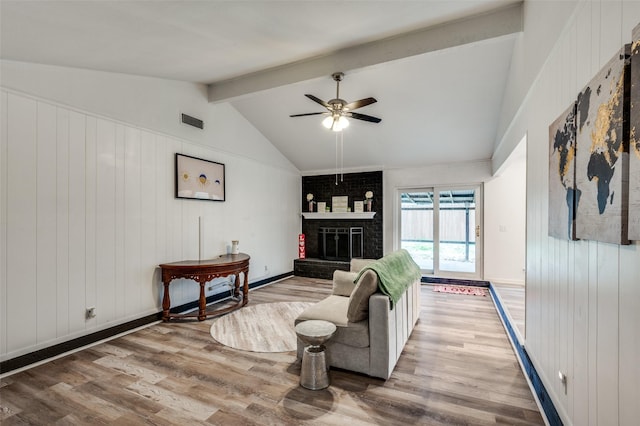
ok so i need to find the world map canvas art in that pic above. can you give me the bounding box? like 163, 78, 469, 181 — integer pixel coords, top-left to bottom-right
629, 24, 640, 240
575, 45, 630, 245
549, 102, 579, 240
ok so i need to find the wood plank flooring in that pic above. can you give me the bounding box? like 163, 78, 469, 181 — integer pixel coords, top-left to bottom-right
0, 277, 543, 425
491, 282, 526, 341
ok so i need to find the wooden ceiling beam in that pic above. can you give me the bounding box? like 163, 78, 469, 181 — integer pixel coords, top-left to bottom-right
207, 2, 523, 103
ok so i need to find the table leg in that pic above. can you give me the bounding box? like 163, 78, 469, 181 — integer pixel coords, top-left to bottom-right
233, 273, 240, 298
198, 280, 207, 321
242, 268, 249, 306
162, 281, 171, 321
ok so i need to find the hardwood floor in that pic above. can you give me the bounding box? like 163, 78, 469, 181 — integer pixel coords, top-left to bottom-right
491, 282, 526, 341
0, 277, 543, 425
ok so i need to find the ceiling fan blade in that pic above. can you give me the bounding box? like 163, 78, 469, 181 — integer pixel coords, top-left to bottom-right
289, 112, 327, 117
305, 94, 331, 109
344, 97, 377, 111
347, 112, 382, 123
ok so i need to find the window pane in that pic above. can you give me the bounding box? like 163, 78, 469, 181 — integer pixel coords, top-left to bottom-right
438, 189, 476, 273
400, 191, 434, 271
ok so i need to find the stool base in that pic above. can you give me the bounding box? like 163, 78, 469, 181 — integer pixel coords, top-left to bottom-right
300, 345, 329, 390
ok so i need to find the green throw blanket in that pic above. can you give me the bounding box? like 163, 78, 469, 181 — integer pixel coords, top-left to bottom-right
354, 249, 421, 307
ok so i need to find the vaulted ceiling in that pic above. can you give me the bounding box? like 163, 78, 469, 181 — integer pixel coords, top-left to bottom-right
0, 0, 522, 173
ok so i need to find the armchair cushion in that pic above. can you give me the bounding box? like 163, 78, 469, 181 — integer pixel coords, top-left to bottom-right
332, 270, 358, 296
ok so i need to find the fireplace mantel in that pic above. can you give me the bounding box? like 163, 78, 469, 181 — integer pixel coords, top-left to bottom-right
301, 212, 376, 220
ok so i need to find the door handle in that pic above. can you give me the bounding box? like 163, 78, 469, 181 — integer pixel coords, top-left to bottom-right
475, 225, 480, 238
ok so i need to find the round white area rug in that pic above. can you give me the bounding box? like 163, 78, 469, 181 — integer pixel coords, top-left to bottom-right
210, 301, 312, 352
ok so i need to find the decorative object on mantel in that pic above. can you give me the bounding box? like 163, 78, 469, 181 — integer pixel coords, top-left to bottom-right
365, 191, 373, 212
354, 200, 364, 213
317, 201, 326, 213
332, 196, 349, 213
306, 193, 315, 212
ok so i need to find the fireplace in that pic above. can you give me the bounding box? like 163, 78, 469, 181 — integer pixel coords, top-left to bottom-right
319, 227, 363, 261
296, 171, 382, 279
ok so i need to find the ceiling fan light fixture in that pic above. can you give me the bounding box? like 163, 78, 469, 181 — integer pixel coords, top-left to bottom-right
290, 72, 380, 131
322, 115, 349, 131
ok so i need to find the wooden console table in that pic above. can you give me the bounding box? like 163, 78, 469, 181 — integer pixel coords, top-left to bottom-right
159, 253, 250, 321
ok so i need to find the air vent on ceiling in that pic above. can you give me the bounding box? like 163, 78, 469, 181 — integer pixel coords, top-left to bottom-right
181, 113, 204, 129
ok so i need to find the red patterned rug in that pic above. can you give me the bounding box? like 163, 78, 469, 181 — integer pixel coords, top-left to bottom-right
432, 284, 488, 296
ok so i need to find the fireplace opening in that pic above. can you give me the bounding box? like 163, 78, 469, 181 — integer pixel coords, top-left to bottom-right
319, 227, 363, 261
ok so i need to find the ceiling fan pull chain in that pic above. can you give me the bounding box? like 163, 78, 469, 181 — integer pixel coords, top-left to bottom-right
341, 131, 344, 182
335, 132, 339, 185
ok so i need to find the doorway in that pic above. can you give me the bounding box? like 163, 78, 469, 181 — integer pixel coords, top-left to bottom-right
399, 186, 482, 279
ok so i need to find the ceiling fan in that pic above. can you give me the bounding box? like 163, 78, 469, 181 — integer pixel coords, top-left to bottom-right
289, 72, 382, 131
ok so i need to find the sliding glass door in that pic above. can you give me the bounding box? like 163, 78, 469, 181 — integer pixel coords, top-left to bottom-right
400, 190, 435, 272
399, 186, 482, 278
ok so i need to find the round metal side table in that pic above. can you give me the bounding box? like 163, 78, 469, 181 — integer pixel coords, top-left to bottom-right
295, 320, 337, 390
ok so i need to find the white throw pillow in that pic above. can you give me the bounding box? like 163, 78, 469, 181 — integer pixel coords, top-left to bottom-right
332, 270, 358, 297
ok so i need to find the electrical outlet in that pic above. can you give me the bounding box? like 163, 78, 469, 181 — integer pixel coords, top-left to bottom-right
264, 265, 268, 272
207, 285, 214, 291
86, 307, 96, 319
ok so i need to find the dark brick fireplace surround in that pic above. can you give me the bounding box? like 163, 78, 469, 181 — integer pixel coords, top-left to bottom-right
294, 171, 383, 279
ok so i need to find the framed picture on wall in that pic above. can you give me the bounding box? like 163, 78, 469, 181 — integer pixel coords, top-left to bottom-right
175, 153, 225, 201
548, 102, 578, 240
575, 45, 630, 244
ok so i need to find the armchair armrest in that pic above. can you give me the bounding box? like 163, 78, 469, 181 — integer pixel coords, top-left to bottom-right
368, 293, 394, 379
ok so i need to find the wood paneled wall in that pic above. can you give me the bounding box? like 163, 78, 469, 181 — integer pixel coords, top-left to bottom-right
503, 2, 640, 424
0, 89, 300, 362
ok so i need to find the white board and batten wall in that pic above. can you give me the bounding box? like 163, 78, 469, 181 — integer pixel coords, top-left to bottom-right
494, 1, 640, 425
0, 62, 301, 363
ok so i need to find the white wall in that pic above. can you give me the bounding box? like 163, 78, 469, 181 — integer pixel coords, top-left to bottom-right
495, 1, 578, 161
0, 63, 301, 362
484, 140, 526, 284
494, 1, 640, 424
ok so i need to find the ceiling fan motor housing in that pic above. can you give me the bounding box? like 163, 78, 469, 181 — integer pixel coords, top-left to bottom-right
289, 71, 381, 125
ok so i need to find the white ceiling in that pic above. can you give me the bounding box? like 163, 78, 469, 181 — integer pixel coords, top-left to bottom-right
0, 0, 522, 174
